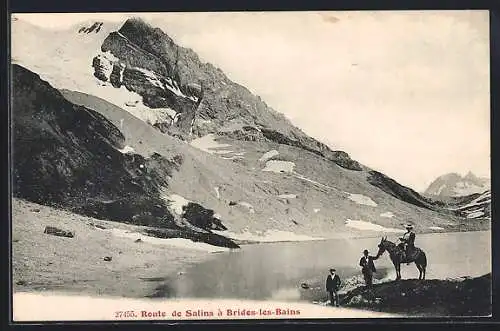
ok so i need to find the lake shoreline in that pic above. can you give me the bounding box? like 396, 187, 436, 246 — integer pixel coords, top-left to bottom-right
12, 198, 491, 305
12, 198, 220, 299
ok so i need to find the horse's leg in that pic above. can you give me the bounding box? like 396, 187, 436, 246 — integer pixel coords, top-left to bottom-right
392, 262, 398, 280
419, 252, 427, 280
395, 263, 401, 280
416, 263, 422, 280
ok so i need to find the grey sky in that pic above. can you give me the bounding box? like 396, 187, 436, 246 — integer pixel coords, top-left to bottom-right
14, 11, 490, 191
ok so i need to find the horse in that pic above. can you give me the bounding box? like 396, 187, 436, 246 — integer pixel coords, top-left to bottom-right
375, 236, 427, 280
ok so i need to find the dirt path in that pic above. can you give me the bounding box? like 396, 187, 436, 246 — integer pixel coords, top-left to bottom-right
12, 198, 214, 298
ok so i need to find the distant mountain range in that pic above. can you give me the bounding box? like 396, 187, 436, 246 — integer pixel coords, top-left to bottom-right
424, 172, 490, 198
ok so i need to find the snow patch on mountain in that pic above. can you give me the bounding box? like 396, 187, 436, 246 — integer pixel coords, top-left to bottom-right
213, 149, 234, 155
467, 211, 485, 219
221, 155, 244, 160
453, 182, 488, 197
213, 229, 324, 242
429, 226, 444, 230
135, 67, 198, 102
190, 134, 232, 154
214, 186, 221, 199
457, 191, 491, 210
447, 190, 491, 219
11, 21, 187, 128
278, 194, 297, 199
435, 184, 447, 195
117, 145, 135, 154
345, 219, 405, 233
110, 228, 228, 252
292, 172, 339, 191
380, 212, 395, 218
262, 160, 295, 173
259, 150, 279, 162
237, 202, 255, 214
165, 194, 191, 215
346, 193, 378, 207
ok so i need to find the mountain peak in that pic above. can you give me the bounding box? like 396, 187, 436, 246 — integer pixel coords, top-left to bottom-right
424, 171, 490, 197
77, 21, 105, 34
464, 171, 478, 181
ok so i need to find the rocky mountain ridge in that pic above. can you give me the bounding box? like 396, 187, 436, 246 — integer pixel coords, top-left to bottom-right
92, 18, 363, 170
10, 17, 490, 247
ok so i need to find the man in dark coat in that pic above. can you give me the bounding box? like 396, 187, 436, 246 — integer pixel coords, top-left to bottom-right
399, 224, 416, 263
359, 249, 377, 287
326, 268, 341, 307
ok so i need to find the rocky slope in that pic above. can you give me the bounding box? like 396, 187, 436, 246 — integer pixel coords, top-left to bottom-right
440, 190, 491, 220
424, 172, 490, 197
10, 17, 489, 244
60, 88, 482, 238
12, 64, 237, 248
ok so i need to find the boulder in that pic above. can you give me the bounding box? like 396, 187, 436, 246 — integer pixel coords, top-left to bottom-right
43, 226, 74, 238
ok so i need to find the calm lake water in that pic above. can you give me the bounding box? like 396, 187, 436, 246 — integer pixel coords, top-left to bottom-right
156, 231, 491, 301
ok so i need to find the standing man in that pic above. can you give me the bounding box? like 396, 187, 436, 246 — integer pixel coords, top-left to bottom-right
326, 268, 341, 307
359, 249, 377, 287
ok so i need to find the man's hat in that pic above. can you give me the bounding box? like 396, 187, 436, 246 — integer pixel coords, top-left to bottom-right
363, 249, 369, 254
330, 268, 336, 272
405, 224, 414, 229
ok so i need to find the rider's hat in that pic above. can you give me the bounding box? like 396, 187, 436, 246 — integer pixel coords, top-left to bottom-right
363, 249, 369, 254
405, 224, 414, 229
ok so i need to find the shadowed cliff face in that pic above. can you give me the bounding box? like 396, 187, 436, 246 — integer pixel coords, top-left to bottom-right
94, 18, 362, 171
367, 171, 444, 211
12, 64, 179, 226
11, 64, 236, 243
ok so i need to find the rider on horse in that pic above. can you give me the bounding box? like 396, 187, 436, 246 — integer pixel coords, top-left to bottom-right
399, 224, 415, 263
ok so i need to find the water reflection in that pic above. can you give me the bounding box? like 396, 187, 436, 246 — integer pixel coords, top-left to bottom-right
153, 231, 490, 301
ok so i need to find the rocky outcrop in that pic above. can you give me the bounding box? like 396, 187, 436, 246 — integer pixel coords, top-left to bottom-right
182, 202, 227, 231
217, 126, 265, 142
144, 228, 239, 249
341, 274, 491, 316
260, 128, 362, 170
78, 22, 104, 34
44, 226, 74, 238
92, 24, 203, 138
